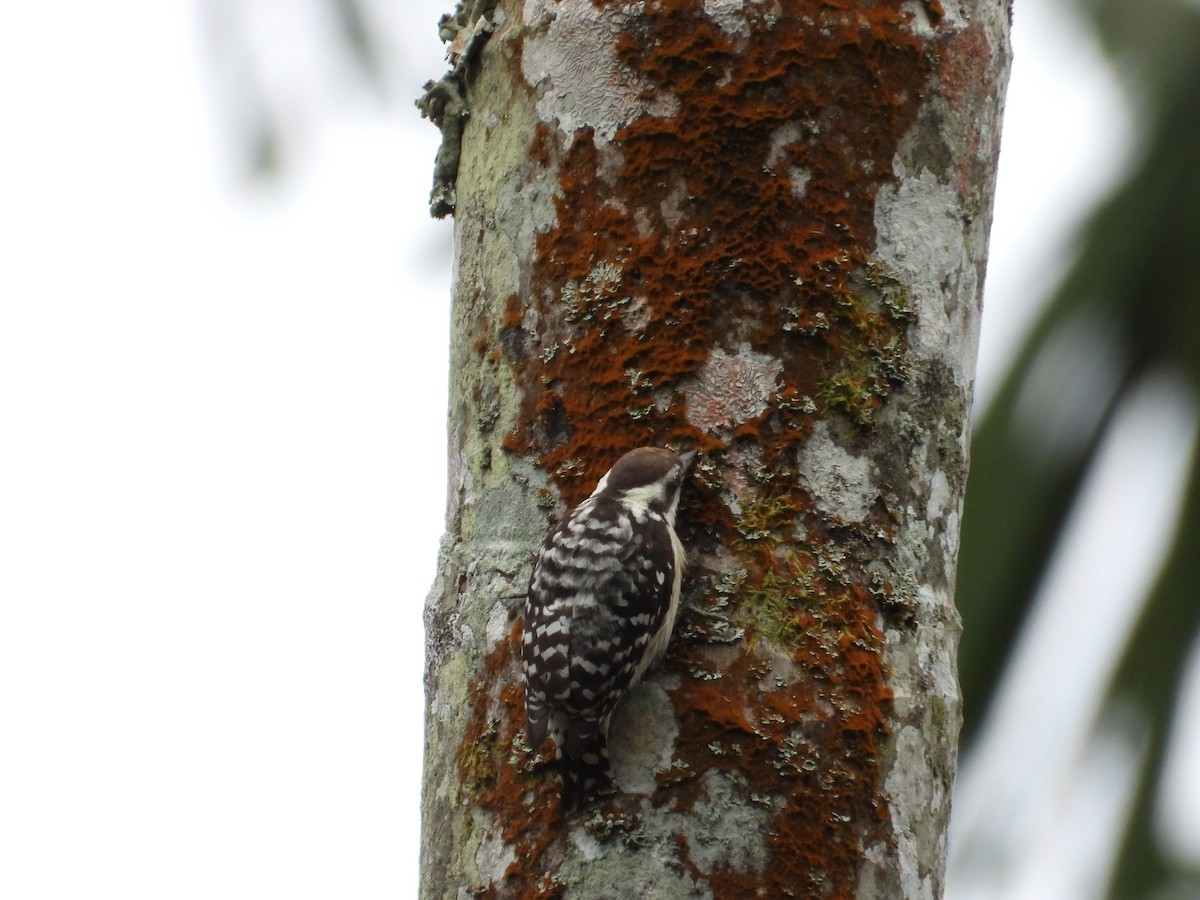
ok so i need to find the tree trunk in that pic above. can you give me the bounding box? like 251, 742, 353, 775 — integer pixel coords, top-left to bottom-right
419, 1, 1010, 896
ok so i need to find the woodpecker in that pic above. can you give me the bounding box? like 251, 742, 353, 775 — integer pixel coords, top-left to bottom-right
523, 446, 695, 809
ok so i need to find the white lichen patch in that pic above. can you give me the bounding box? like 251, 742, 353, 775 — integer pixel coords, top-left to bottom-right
705, 0, 784, 31
915, 588, 960, 697
563, 844, 709, 898
765, 123, 815, 197
609, 682, 678, 795
485, 600, 509, 645
561, 260, 625, 321
754, 647, 804, 694
926, 468, 951, 522
876, 723, 947, 900
681, 770, 775, 875
569, 827, 604, 862
684, 344, 783, 433
522, 0, 679, 146
788, 165, 811, 198
874, 168, 979, 385
797, 421, 879, 522
660, 173, 691, 231
766, 121, 804, 169
474, 818, 517, 884
924, 468, 962, 560
623, 294, 653, 334
703, 0, 750, 38
898, 0, 937, 38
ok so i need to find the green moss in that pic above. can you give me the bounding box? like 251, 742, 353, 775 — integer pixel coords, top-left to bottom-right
818, 367, 881, 427
739, 561, 814, 650
815, 266, 914, 427
735, 490, 797, 541
863, 260, 913, 321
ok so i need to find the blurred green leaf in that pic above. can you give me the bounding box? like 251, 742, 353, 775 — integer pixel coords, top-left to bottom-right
957, 2, 1200, 894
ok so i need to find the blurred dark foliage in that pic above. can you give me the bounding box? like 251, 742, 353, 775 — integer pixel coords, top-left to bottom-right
957, 1, 1200, 895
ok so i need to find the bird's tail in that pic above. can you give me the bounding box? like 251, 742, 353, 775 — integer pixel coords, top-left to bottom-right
558, 717, 613, 811
558, 741, 612, 812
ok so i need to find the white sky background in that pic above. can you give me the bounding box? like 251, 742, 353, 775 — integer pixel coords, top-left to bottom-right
0, 1, 1195, 897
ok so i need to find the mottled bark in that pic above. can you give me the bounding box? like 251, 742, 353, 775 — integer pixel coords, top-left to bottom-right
420, 1, 1010, 897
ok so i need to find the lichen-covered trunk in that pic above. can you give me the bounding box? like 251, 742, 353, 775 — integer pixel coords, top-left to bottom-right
419, 1, 1010, 897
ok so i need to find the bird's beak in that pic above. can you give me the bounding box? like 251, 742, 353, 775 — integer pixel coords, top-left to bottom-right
680, 449, 698, 469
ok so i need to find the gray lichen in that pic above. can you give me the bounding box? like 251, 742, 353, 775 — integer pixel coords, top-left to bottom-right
416, 0, 499, 217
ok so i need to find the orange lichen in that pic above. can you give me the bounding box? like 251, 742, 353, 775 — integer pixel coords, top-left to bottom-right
454, 619, 567, 895
503, 2, 927, 497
